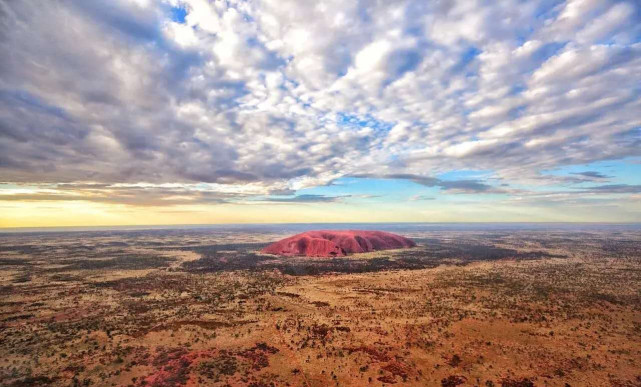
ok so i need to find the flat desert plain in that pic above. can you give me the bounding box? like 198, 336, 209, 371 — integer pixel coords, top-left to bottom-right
1, 225, 640, 386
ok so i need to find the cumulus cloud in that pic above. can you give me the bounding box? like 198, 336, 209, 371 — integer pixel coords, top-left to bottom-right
0, 0, 640, 206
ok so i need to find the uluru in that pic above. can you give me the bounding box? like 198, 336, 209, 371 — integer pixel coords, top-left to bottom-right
261, 230, 416, 257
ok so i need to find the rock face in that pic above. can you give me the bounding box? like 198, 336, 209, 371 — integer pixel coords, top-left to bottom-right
261, 230, 416, 257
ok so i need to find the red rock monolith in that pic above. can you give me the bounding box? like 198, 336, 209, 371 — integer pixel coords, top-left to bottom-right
261, 230, 416, 257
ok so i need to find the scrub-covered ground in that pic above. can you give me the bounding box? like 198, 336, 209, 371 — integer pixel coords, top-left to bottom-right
1, 226, 640, 386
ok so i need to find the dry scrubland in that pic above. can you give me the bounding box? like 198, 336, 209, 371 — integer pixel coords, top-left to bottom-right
1, 228, 640, 387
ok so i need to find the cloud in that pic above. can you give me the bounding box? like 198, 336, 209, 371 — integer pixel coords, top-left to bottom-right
268, 188, 297, 196
410, 195, 435, 201
260, 194, 348, 203
352, 173, 506, 194
0, 0, 640, 208
571, 171, 611, 179
0, 182, 259, 206
583, 184, 641, 194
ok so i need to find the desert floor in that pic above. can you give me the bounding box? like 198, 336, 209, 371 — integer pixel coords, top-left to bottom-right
1, 227, 640, 386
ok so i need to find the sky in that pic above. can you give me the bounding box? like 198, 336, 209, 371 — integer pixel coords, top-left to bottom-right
1, 0, 640, 227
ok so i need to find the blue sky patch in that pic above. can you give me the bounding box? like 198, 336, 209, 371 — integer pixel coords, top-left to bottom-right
170, 5, 187, 23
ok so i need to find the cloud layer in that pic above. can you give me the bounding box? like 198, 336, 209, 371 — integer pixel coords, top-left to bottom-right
1, 0, 640, 212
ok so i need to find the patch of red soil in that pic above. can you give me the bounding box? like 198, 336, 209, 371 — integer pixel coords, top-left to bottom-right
136, 344, 281, 387
344, 346, 391, 362
261, 230, 416, 257
137, 348, 217, 387
138, 348, 195, 387
382, 361, 409, 380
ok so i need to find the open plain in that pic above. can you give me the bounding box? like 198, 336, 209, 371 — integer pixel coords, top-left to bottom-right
1, 224, 640, 387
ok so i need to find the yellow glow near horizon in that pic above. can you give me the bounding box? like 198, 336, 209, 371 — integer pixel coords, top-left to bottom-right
0, 200, 416, 228
2, 197, 640, 228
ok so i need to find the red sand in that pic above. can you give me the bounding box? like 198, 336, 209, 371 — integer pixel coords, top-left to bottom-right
261, 230, 416, 257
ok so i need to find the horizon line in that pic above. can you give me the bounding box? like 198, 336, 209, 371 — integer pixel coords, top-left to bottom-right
1, 221, 640, 234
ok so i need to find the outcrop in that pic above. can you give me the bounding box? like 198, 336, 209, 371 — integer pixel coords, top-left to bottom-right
261, 230, 416, 257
